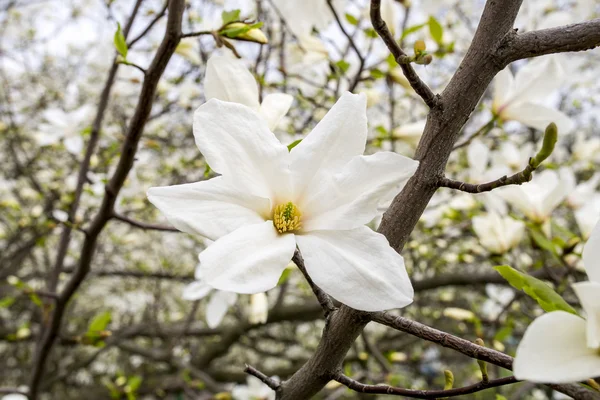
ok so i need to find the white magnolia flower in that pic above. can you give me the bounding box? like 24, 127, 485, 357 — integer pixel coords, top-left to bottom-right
232, 375, 277, 400
493, 140, 534, 172
205, 55, 293, 131
271, 0, 342, 38
492, 57, 574, 134
148, 92, 418, 311
481, 284, 515, 319
575, 196, 600, 239
182, 273, 238, 329
35, 105, 92, 154
561, 168, 600, 209
1, 395, 28, 400
514, 220, 600, 383
497, 169, 569, 224
381, 0, 400, 37
249, 292, 269, 324
392, 120, 426, 147
472, 212, 525, 254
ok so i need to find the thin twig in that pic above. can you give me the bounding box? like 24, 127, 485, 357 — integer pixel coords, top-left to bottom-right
438, 162, 534, 193
370, 0, 438, 108
112, 212, 180, 232
292, 249, 336, 317
244, 364, 281, 390
335, 373, 518, 398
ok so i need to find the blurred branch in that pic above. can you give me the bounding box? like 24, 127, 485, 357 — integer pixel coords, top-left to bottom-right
244, 364, 280, 390
27, 1, 186, 398
112, 212, 180, 232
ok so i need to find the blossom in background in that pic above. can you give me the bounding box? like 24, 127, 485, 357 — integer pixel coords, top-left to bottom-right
148, 92, 418, 311
492, 57, 574, 134
497, 169, 569, 224
204, 55, 293, 131
472, 212, 525, 255
514, 219, 600, 382
232, 375, 277, 400
271, 0, 342, 38
35, 105, 92, 154
481, 284, 515, 319
183, 269, 270, 327
392, 120, 426, 148
575, 197, 600, 239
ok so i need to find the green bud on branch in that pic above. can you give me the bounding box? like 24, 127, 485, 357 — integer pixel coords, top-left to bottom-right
443, 370, 454, 390
474, 338, 489, 383
529, 122, 558, 169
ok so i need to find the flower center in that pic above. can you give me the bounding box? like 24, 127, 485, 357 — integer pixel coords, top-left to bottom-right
272, 202, 302, 233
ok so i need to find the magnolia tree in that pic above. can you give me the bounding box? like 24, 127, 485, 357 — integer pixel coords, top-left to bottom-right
1, 0, 600, 399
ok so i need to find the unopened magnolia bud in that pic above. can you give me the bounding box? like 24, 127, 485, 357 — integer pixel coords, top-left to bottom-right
414, 40, 426, 54
417, 54, 433, 65
443, 370, 454, 390
222, 23, 268, 44
474, 338, 489, 383
530, 122, 558, 168
241, 28, 268, 44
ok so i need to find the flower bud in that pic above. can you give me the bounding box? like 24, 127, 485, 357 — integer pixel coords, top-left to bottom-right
414, 39, 426, 54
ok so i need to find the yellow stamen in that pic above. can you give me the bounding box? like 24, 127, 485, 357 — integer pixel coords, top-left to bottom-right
272, 202, 302, 233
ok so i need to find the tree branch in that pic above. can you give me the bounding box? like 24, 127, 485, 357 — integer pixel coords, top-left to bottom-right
112, 212, 180, 232
500, 19, 600, 63
370, 0, 438, 108
244, 364, 281, 390
371, 312, 600, 400
27, 2, 186, 398
292, 249, 336, 317
335, 373, 518, 398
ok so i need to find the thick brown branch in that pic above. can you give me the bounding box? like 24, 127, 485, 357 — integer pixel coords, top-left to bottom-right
370, 0, 438, 108
500, 19, 600, 63
335, 373, 518, 398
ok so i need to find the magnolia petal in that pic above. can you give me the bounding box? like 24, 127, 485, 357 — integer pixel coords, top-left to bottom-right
573, 281, 600, 349
249, 292, 269, 324
301, 152, 418, 231
467, 139, 490, 177
64, 135, 84, 154
290, 92, 367, 202
199, 221, 296, 294
503, 102, 574, 134
147, 177, 270, 241
493, 68, 514, 112
583, 219, 600, 283
513, 311, 600, 383
296, 226, 413, 311
193, 99, 291, 200
206, 290, 238, 328
538, 170, 569, 218
259, 93, 293, 131
182, 281, 213, 301
204, 55, 260, 109
512, 57, 565, 104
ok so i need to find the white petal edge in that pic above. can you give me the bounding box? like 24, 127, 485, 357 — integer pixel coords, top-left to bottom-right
206, 290, 238, 328
147, 177, 270, 241
301, 152, 419, 231
296, 226, 413, 312
503, 102, 574, 134
572, 281, 600, 349
193, 99, 292, 201
290, 92, 367, 203
199, 221, 296, 294
204, 55, 260, 109
583, 219, 600, 283
182, 281, 213, 301
513, 311, 600, 383
259, 93, 294, 131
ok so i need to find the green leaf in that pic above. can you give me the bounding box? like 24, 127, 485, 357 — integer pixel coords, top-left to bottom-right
400, 23, 427, 40
428, 16, 443, 43
528, 225, 561, 257
0, 297, 15, 308
345, 13, 359, 26
127, 375, 142, 392
335, 60, 350, 73
88, 311, 112, 332
363, 28, 378, 38
287, 139, 302, 151
113, 23, 128, 59
494, 265, 577, 315
370, 68, 386, 79
221, 9, 240, 25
